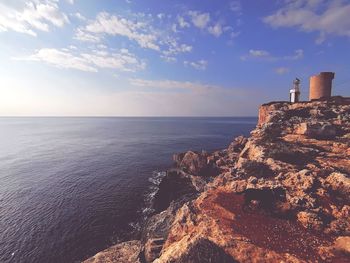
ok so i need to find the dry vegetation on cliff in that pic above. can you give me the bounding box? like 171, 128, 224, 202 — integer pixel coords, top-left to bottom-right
85, 97, 350, 263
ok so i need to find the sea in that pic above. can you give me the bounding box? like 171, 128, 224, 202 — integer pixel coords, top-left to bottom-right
0, 117, 257, 263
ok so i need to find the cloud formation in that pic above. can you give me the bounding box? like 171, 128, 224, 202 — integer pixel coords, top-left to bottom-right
129, 78, 218, 93
263, 0, 350, 43
275, 67, 290, 75
230, 1, 242, 15
82, 12, 160, 50
184, 60, 208, 70
188, 11, 211, 29
75, 11, 193, 64
241, 49, 304, 61
0, 0, 69, 36
15, 47, 146, 72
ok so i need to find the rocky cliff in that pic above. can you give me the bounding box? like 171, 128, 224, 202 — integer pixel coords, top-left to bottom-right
84, 97, 350, 263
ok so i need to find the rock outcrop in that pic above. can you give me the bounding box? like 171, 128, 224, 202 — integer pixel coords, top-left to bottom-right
83, 241, 142, 263
84, 97, 350, 263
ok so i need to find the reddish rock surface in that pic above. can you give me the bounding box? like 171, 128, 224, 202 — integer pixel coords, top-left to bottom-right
84, 97, 350, 263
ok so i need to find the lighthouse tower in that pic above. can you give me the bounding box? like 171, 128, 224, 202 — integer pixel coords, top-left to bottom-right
290, 78, 301, 103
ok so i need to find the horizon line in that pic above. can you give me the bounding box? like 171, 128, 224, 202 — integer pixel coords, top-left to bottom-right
0, 115, 258, 118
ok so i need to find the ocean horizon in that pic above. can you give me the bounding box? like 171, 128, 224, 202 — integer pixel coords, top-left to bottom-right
0, 117, 257, 263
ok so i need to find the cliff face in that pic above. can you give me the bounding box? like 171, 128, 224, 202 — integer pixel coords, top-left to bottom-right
85, 97, 350, 263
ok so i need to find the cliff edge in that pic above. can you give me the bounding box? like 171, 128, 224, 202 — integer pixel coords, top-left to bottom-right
84, 97, 350, 263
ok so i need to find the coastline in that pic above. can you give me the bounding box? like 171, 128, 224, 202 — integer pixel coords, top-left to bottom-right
84, 97, 350, 263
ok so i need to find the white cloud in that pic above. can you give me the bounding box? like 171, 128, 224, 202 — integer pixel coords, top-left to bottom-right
184, 60, 208, 70
74, 28, 101, 42
17, 48, 97, 72
177, 16, 190, 28
161, 55, 177, 63
75, 12, 194, 63
73, 12, 86, 21
263, 0, 350, 43
182, 10, 234, 38
15, 47, 146, 73
129, 78, 219, 93
241, 49, 304, 61
157, 13, 165, 20
275, 67, 290, 74
208, 23, 223, 37
188, 11, 210, 29
283, 49, 303, 60
162, 40, 192, 56
81, 12, 160, 50
66, 0, 74, 4
230, 31, 240, 39
0, 0, 69, 36
249, 49, 270, 57
230, 1, 242, 15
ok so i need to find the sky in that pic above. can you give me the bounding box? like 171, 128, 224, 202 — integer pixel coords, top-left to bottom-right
0, 0, 349, 116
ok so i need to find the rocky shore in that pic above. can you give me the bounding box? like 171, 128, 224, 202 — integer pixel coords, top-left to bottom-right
84, 97, 350, 263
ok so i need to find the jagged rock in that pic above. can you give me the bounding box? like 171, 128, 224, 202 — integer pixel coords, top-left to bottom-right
152, 169, 202, 212
325, 218, 350, 235
295, 122, 337, 139
297, 211, 324, 231
142, 203, 178, 244
228, 136, 247, 153
333, 236, 350, 255
238, 139, 266, 161
173, 151, 212, 176
235, 158, 274, 179
155, 98, 350, 262
166, 238, 237, 263
83, 241, 141, 263
282, 170, 316, 192
144, 237, 165, 263
88, 98, 350, 263
142, 200, 204, 262
229, 179, 248, 193
173, 152, 186, 166
325, 172, 350, 200
318, 236, 350, 261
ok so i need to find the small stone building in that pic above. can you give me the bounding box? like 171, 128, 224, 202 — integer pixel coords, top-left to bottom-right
309, 72, 335, 100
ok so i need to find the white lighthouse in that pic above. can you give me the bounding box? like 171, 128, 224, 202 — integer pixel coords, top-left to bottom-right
290, 78, 301, 103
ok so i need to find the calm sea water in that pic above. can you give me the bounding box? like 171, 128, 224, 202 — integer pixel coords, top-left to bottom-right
0, 117, 257, 263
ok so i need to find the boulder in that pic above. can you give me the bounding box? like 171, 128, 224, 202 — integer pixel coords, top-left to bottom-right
333, 236, 350, 255
83, 240, 141, 263
235, 159, 274, 179
228, 136, 248, 153
297, 211, 324, 231
167, 238, 238, 263
325, 218, 350, 235
325, 172, 350, 200
295, 122, 337, 139
282, 170, 316, 192
173, 151, 216, 176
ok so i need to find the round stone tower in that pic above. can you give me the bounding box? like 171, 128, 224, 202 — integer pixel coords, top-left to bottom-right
309, 72, 335, 100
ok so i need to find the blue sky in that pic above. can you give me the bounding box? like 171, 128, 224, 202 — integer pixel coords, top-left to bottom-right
0, 0, 349, 116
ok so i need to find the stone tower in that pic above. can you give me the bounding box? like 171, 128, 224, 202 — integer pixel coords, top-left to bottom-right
309, 72, 335, 100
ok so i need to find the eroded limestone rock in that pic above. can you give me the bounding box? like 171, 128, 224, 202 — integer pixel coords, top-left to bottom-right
83, 241, 141, 263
